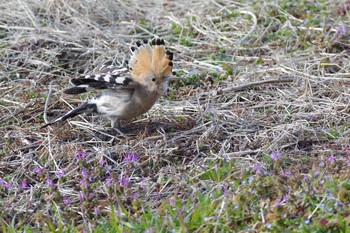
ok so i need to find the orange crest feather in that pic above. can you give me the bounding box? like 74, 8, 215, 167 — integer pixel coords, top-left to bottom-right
129, 38, 173, 84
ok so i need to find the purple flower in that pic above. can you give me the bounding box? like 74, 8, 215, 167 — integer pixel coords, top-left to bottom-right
143, 227, 153, 233
328, 154, 335, 164
88, 193, 95, 200
338, 25, 347, 35
118, 175, 129, 187
303, 175, 308, 180
274, 194, 289, 207
5, 182, 11, 190
76, 150, 87, 161
46, 178, 56, 188
114, 210, 120, 216
170, 198, 175, 206
266, 223, 272, 229
56, 169, 65, 179
0, 178, 4, 187
124, 153, 138, 163
327, 193, 333, 200
34, 166, 42, 174
106, 176, 112, 187
215, 67, 221, 72
81, 169, 88, 178
105, 167, 111, 175
21, 180, 28, 189
140, 177, 146, 187
100, 159, 105, 166
248, 176, 254, 184
274, 197, 281, 207
223, 187, 230, 196
63, 197, 71, 206
132, 192, 138, 199
93, 206, 99, 216
80, 179, 88, 189
253, 163, 262, 174
270, 151, 281, 161
283, 170, 292, 178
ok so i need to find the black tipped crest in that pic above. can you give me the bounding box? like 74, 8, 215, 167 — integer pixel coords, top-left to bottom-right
166, 51, 173, 60
157, 38, 164, 45
151, 38, 165, 46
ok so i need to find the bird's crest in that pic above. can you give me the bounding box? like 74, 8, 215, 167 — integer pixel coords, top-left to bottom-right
129, 38, 173, 85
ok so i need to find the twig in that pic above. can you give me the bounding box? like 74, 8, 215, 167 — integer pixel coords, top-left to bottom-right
236, 10, 258, 44
222, 77, 295, 93
308, 194, 327, 220
224, 149, 262, 157
17, 0, 38, 30
0, 24, 69, 34
281, 65, 350, 82
43, 80, 57, 124
47, 131, 59, 170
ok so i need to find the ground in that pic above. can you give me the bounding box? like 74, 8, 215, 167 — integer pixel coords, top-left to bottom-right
0, 0, 350, 232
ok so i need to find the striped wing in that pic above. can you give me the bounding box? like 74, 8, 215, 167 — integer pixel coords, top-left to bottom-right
64, 65, 133, 95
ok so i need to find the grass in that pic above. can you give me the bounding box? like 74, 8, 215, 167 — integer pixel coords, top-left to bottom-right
1, 0, 350, 232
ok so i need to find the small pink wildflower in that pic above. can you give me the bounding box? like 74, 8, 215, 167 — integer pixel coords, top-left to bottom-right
118, 175, 129, 187
34, 166, 42, 174
63, 197, 71, 206
124, 153, 138, 163
21, 180, 28, 189
270, 151, 281, 161
56, 169, 65, 179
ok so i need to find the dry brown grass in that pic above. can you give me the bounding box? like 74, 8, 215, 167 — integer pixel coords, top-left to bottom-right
0, 0, 349, 231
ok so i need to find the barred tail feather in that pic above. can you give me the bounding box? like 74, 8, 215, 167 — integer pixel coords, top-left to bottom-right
64, 82, 108, 95
41, 102, 97, 128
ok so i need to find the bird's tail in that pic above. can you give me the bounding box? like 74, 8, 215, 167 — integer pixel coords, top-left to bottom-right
41, 102, 97, 128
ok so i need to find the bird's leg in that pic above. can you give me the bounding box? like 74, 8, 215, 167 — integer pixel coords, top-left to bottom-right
110, 118, 124, 135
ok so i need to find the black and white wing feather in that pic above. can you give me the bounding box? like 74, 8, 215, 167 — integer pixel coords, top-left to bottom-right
64, 66, 134, 95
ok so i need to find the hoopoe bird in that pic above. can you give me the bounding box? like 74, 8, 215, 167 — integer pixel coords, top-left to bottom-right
42, 38, 174, 129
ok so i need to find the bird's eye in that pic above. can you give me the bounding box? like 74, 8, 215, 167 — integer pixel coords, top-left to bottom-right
151, 78, 156, 82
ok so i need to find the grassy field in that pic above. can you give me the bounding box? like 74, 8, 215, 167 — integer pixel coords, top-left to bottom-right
1, 0, 350, 232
